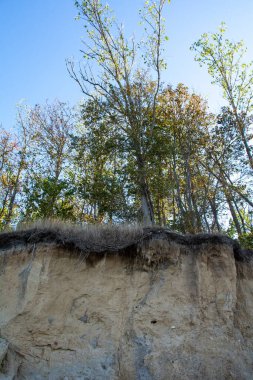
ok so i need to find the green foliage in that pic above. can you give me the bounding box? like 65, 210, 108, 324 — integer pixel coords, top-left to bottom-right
239, 232, 253, 250
67, 0, 171, 225
191, 23, 253, 171
23, 177, 75, 221
191, 24, 253, 111
1, 5, 253, 234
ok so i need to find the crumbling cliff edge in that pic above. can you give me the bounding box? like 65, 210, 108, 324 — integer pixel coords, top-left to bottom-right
0, 226, 253, 379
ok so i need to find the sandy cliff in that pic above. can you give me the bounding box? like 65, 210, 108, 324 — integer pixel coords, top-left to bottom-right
0, 227, 253, 379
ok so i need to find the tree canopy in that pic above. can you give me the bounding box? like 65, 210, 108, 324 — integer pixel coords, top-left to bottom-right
1, 4, 253, 245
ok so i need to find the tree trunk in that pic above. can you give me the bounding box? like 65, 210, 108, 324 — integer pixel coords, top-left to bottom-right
4, 160, 24, 227
136, 155, 154, 226
140, 182, 155, 226
224, 191, 242, 235
209, 198, 221, 232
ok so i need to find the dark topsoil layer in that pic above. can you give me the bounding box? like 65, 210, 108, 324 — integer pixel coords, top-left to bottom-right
0, 226, 252, 263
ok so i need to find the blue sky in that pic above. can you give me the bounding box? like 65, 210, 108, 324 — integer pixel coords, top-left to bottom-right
1, 0, 253, 129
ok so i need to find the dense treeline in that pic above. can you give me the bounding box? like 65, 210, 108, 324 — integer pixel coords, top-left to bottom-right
1, 1, 253, 243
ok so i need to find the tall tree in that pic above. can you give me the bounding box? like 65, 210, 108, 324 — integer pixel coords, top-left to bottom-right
0, 110, 31, 228
67, 0, 169, 225
21, 101, 76, 220
71, 99, 135, 222
191, 23, 253, 171
200, 107, 253, 235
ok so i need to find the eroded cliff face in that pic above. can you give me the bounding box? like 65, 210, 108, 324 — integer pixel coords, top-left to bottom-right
0, 231, 253, 379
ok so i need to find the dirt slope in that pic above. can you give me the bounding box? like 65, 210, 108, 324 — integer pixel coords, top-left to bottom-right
0, 228, 253, 379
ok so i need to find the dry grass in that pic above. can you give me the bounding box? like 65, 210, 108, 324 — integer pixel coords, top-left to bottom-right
6, 219, 145, 253
0, 219, 252, 262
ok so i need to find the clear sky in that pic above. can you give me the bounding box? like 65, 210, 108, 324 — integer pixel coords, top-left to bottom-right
1, 0, 253, 129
